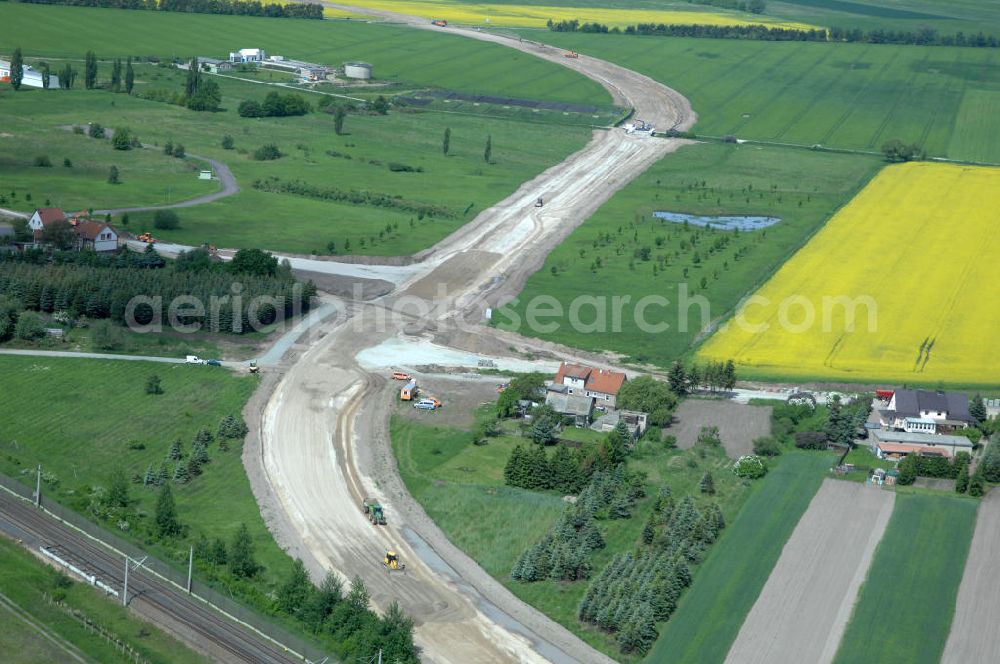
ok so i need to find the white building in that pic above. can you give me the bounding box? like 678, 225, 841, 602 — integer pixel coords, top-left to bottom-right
0, 59, 59, 89
229, 48, 266, 64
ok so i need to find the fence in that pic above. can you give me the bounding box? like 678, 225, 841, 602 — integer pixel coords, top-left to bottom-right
0, 471, 331, 663
43, 592, 151, 664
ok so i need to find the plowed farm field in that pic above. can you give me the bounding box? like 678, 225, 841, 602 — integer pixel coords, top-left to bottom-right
697, 162, 1000, 386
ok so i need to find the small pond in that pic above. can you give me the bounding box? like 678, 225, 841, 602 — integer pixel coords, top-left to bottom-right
652, 211, 781, 231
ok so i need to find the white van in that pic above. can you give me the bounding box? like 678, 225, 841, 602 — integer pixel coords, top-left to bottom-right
413, 399, 438, 410
185, 355, 204, 364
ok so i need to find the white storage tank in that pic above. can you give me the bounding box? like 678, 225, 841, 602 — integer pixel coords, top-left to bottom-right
343, 62, 373, 80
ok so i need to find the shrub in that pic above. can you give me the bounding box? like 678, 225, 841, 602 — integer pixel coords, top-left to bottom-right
238, 100, 264, 118
221, 134, 235, 149
33, 155, 53, 167
112, 128, 133, 150
153, 209, 180, 230
253, 144, 282, 161
733, 455, 767, 479
387, 162, 424, 173
172, 144, 186, 159
90, 319, 125, 350
63, 157, 72, 168
15, 312, 46, 340
88, 123, 105, 139
753, 436, 782, 457
107, 165, 120, 185
794, 431, 828, 450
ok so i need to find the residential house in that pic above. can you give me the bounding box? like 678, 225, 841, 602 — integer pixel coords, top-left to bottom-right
544, 385, 594, 427
72, 220, 119, 252
27, 207, 66, 242
552, 362, 627, 410
878, 389, 972, 433
229, 48, 266, 64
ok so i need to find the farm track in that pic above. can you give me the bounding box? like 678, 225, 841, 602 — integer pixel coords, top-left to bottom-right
0, 489, 300, 664
251, 5, 696, 662
725, 480, 895, 664
942, 490, 1000, 663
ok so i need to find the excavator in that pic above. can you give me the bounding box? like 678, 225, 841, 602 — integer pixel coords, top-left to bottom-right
564, 51, 579, 59
383, 550, 405, 572
137, 232, 156, 244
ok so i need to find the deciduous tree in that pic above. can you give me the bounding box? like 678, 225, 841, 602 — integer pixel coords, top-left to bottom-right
10, 47, 24, 90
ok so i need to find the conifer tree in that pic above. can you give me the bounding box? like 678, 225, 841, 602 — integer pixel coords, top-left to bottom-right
155, 483, 182, 537
229, 523, 259, 578
84, 51, 97, 89
168, 439, 183, 460
125, 57, 134, 94
699, 471, 716, 495
110, 58, 122, 92
277, 558, 314, 617
173, 461, 190, 484
667, 360, 687, 395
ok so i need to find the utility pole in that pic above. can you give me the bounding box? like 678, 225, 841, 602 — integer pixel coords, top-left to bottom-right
186, 545, 193, 593
35, 465, 42, 507
122, 555, 147, 607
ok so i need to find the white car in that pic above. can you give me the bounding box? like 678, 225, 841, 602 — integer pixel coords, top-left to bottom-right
185, 355, 205, 364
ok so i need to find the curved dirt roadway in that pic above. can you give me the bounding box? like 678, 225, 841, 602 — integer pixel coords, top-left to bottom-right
255, 9, 696, 663
94, 153, 239, 216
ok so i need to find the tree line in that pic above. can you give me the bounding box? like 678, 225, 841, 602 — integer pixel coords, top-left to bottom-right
252, 175, 456, 219
15, 0, 323, 19
0, 247, 315, 335
238, 91, 311, 118
547, 19, 1000, 47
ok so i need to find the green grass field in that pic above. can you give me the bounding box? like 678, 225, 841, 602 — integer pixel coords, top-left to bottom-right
391, 406, 760, 660
0, 109, 215, 214
0, 536, 207, 664
832, 493, 978, 664
0, 357, 302, 593
496, 142, 881, 366
533, 32, 1000, 163
648, 452, 834, 664
0, 63, 592, 254
0, 4, 610, 106
766, 0, 1000, 37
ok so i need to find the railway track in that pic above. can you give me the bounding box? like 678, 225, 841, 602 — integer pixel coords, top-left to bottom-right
0, 490, 305, 664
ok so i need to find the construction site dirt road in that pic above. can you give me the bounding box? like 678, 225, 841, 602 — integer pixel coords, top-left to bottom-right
250, 7, 696, 663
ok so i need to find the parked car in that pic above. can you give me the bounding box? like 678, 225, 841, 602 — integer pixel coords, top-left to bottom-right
205, 359, 222, 367
413, 398, 439, 410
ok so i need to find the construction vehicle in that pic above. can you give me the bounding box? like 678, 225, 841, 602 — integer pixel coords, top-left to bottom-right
624, 120, 656, 137
362, 498, 387, 525
564, 51, 579, 59
392, 371, 412, 381
497, 382, 509, 393
431, 19, 448, 27
137, 232, 156, 244
400, 379, 417, 401
249, 361, 259, 375
534, 197, 544, 207
383, 550, 405, 572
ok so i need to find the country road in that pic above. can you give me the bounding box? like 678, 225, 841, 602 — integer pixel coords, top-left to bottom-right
94, 153, 240, 216
252, 6, 696, 663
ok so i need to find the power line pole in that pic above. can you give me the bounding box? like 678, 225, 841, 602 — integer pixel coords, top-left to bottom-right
187, 545, 193, 593
122, 555, 147, 607
35, 464, 42, 507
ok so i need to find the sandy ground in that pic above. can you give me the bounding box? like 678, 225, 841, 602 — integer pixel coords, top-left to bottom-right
245, 5, 698, 662
667, 399, 772, 458
725, 480, 896, 664
941, 488, 1000, 663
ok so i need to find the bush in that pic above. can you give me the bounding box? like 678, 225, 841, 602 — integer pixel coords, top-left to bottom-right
753, 436, 782, 457
238, 100, 264, 118
107, 165, 120, 185
15, 312, 46, 340
90, 319, 125, 350
388, 162, 424, 173
33, 155, 53, 167
794, 431, 828, 450
88, 123, 105, 139
145, 374, 164, 395
221, 134, 235, 149
63, 157, 72, 168
172, 144, 186, 159
112, 128, 133, 150
733, 455, 767, 479
153, 209, 180, 230
253, 144, 282, 161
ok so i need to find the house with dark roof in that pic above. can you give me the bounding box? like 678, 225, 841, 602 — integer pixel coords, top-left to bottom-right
544, 385, 594, 427
871, 429, 973, 460
27, 208, 66, 234
72, 220, 119, 252
879, 389, 972, 434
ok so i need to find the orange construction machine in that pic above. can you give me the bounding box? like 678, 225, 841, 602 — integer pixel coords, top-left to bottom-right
432, 19, 448, 27
564, 51, 579, 59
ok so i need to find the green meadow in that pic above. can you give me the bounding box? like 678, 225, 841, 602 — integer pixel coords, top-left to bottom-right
535, 32, 1000, 163
0, 61, 592, 254
497, 142, 881, 366
0, 3, 610, 106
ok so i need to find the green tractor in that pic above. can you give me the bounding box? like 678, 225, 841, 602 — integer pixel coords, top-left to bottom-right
361, 498, 387, 526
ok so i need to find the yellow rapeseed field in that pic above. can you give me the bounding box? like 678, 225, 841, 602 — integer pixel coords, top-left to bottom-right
698, 162, 1000, 385
339, 0, 815, 30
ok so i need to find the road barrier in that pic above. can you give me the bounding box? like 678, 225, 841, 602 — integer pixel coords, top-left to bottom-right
0, 472, 331, 663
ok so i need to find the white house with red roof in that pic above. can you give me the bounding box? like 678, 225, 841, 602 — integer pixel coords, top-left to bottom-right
27, 209, 119, 252
551, 362, 627, 409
